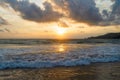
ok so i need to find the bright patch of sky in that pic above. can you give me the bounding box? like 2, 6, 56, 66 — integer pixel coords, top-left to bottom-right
95, 0, 115, 14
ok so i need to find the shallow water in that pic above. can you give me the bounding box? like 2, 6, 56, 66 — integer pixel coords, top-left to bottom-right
0, 62, 119, 80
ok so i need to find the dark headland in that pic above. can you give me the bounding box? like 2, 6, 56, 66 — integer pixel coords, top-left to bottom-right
89, 33, 120, 39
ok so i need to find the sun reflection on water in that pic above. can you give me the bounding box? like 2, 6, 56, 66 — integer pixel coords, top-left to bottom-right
58, 44, 65, 52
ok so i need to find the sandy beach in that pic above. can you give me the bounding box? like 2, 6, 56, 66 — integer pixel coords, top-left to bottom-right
0, 62, 119, 80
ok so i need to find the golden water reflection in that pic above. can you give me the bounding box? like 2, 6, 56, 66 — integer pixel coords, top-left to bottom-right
58, 44, 65, 52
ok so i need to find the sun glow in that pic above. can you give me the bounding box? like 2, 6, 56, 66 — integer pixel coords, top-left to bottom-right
57, 29, 65, 35
55, 26, 67, 35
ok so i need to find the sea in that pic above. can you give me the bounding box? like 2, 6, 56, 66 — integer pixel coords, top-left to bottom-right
0, 39, 120, 69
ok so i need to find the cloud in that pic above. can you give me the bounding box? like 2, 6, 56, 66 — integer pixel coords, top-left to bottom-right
48, 0, 120, 26
58, 21, 69, 28
53, 0, 103, 25
4, 28, 11, 32
97, 0, 120, 26
0, 28, 10, 32
4, 0, 62, 22
110, 0, 120, 25
0, 29, 4, 32
0, 17, 8, 26
66, 0, 103, 25
2, 0, 120, 26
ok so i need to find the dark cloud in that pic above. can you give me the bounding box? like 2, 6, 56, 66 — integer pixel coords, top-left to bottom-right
53, 0, 120, 26
53, 0, 103, 25
2, 0, 120, 26
97, 0, 120, 26
110, 0, 120, 25
102, 10, 109, 19
0, 17, 8, 26
2, 0, 103, 25
4, 0, 62, 22
66, 0, 103, 25
0, 0, 9, 8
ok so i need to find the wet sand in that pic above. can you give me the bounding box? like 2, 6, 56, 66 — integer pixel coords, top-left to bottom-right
0, 62, 119, 80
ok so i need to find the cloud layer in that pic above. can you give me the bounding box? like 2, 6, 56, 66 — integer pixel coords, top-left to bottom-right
4, 0, 62, 22
110, 0, 120, 25
63, 0, 103, 25
0, 17, 8, 26
1, 0, 120, 26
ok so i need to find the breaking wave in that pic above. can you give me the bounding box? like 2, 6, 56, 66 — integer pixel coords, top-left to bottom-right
0, 43, 120, 69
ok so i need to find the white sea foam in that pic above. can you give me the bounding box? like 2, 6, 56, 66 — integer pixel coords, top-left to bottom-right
0, 44, 120, 69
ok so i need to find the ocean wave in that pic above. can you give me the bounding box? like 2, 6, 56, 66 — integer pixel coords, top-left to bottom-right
0, 55, 119, 69
0, 44, 120, 69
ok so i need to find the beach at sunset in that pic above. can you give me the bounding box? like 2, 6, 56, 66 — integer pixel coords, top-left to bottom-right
0, 39, 120, 80
0, 0, 120, 80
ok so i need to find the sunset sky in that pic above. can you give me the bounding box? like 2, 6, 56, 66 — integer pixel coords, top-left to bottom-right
0, 0, 120, 39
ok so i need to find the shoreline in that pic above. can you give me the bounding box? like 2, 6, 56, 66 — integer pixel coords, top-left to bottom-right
0, 62, 119, 80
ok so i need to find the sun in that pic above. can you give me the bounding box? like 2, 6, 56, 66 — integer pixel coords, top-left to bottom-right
56, 26, 67, 35
57, 28, 66, 35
